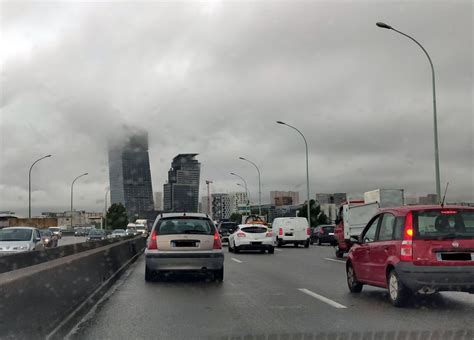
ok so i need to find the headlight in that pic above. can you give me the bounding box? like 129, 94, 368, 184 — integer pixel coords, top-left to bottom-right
44, 238, 50, 243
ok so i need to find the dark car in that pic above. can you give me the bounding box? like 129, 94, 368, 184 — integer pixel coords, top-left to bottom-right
74, 227, 87, 236
346, 205, 474, 307
86, 229, 107, 241
311, 225, 336, 245
40, 229, 58, 248
218, 222, 239, 243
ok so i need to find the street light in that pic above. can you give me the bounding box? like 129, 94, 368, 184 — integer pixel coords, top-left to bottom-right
238, 157, 262, 216
376, 21, 441, 202
236, 183, 251, 215
277, 121, 311, 225
70, 173, 88, 228
231, 171, 251, 214
28, 154, 52, 220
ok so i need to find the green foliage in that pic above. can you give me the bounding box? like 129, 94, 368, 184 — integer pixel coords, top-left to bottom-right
106, 203, 129, 230
297, 199, 329, 228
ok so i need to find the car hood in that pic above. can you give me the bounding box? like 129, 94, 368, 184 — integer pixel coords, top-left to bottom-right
0, 241, 31, 251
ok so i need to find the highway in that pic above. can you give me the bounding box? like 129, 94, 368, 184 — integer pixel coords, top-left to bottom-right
67, 244, 474, 339
58, 236, 87, 246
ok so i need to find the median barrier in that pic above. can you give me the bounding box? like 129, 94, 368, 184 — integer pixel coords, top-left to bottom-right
0, 236, 145, 339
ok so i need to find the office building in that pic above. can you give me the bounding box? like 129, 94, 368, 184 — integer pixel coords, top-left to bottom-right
163, 154, 201, 212
231, 192, 249, 214
108, 127, 154, 217
211, 193, 232, 221
316, 193, 347, 206
270, 191, 299, 206
154, 192, 163, 211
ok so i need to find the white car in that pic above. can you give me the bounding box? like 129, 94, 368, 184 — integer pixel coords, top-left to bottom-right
272, 217, 310, 248
228, 224, 274, 254
0, 227, 45, 254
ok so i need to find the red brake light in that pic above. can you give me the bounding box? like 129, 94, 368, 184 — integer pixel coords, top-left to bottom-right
320, 228, 324, 235
213, 229, 222, 249
306, 228, 311, 236
279, 228, 283, 236
237, 232, 246, 237
400, 212, 413, 261
265, 232, 273, 237
441, 210, 458, 215
148, 229, 157, 250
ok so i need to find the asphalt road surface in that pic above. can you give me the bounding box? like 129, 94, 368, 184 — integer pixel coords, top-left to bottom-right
68, 244, 474, 340
58, 236, 86, 246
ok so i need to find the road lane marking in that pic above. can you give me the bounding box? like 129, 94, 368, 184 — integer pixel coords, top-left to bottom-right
231, 258, 243, 263
298, 288, 347, 309
324, 258, 346, 263
275, 248, 283, 252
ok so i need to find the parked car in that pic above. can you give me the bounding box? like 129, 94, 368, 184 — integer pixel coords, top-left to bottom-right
272, 217, 310, 248
145, 213, 224, 282
346, 205, 474, 307
111, 229, 127, 238
86, 229, 107, 241
218, 222, 239, 243
0, 227, 45, 254
49, 227, 62, 239
312, 224, 336, 245
40, 229, 58, 248
228, 224, 274, 254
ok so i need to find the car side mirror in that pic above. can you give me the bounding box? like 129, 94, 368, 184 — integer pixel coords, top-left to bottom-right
350, 235, 360, 244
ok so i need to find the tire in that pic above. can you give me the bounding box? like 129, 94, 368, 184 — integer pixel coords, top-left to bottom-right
346, 262, 363, 293
228, 242, 233, 253
268, 247, 275, 254
276, 238, 283, 248
145, 266, 154, 282
234, 243, 240, 254
317, 238, 322, 246
304, 240, 310, 248
388, 269, 411, 307
214, 267, 224, 282
310, 239, 314, 245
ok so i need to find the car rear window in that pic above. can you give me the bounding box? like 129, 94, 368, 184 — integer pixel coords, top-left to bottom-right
241, 226, 268, 234
321, 226, 335, 233
156, 218, 214, 235
413, 209, 474, 239
219, 223, 238, 231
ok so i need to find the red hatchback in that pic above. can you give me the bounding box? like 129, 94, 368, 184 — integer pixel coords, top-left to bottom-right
346, 205, 474, 307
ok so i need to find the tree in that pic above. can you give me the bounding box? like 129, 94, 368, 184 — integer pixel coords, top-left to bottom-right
106, 203, 129, 230
229, 213, 242, 223
297, 199, 329, 228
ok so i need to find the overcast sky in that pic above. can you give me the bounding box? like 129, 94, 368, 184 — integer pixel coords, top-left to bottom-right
0, 1, 472, 217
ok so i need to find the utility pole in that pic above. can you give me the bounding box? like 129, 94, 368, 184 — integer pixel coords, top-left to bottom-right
206, 180, 213, 217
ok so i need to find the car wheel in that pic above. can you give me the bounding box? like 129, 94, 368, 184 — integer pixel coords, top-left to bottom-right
214, 267, 224, 282
276, 238, 283, 247
304, 240, 310, 248
388, 269, 411, 307
268, 247, 275, 254
234, 242, 240, 253
228, 241, 233, 252
145, 266, 154, 282
346, 262, 363, 293
310, 239, 314, 245
317, 238, 322, 245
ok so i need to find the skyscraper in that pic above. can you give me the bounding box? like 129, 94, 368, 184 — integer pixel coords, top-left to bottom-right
163, 154, 201, 212
108, 127, 154, 217
211, 193, 232, 221
154, 192, 163, 211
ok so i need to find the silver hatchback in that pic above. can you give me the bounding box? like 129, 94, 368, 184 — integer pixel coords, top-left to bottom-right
0, 227, 45, 254
145, 213, 224, 282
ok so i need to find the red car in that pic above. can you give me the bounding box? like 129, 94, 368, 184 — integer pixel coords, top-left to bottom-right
346, 205, 474, 307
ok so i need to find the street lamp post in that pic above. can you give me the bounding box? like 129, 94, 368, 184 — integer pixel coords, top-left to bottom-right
104, 188, 110, 230
276, 121, 311, 226
376, 21, 441, 202
238, 157, 262, 216
28, 155, 52, 220
231, 172, 250, 214
236, 183, 251, 215
70, 173, 88, 229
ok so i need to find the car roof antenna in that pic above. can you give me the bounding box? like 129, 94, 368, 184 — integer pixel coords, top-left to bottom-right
440, 182, 449, 208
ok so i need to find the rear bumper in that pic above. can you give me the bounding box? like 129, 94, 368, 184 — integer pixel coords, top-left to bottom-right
237, 243, 274, 251
145, 251, 224, 271
278, 237, 309, 244
395, 263, 474, 292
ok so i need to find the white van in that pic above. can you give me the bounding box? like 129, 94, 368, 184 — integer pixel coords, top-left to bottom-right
272, 217, 310, 248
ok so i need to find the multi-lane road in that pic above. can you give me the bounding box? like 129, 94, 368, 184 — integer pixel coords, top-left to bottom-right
68, 245, 473, 339
58, 236, 86, 246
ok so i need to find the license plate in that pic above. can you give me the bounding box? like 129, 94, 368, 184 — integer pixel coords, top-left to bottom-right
285, 233, 293, 236
329, 233, 334, 236
251, 242, 262, 245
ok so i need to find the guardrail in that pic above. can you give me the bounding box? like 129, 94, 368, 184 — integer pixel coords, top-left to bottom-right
0, 236, 146, 339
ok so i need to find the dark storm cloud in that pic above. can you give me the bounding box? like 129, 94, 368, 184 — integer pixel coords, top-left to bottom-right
0, 1, 472, 216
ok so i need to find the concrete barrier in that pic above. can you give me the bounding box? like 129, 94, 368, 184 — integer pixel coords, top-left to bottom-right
0, 236, 145, 339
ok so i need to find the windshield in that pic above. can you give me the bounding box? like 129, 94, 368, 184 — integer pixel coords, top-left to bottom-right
40, 230, 52, 237
413, 209, 474, 239
0, 229, 32, 241
49, 228, 59, 231
89, 230, 105, 236
156, 218, 214, 235
219, 223, 238, 231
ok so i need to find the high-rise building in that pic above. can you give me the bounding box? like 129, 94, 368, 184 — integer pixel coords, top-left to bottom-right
316, 193, 332, 205
108, 127, 154, 217
154, 192, 163, 211
230, 192, 249, 214
211, 193, 232, 221
316, 193, 347, 206
270, 191, 299, 206
333, 193, 347, 206
163, 154, 201, 212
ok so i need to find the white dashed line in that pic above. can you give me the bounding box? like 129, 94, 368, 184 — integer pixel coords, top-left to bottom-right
324, 258, 346, 263
298, 288, 347, 309
231, 258, 243, 263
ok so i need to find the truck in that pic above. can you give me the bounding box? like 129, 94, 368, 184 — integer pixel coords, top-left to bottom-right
334, 189, 404, 258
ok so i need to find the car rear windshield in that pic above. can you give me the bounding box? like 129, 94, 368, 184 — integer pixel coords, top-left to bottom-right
0, 229, 32, 241
40, 230, 52, 236
89, 230, 105, 235
413, 209, 474, 239
241, 226, 268, 234
156, 218, 214, 235
219, 223, 238, 231
321, 226, 335, 232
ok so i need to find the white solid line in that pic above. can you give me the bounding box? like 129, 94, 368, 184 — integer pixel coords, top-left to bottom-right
298, 288, 347, 309
324, 257, 346, 263
231, 258, 243, 263
274, 248, 283, 252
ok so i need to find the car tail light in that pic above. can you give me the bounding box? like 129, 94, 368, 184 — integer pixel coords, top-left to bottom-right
213, 230, 222, 249
148, 229, 158, 250
441, 210, 458, 215
279, 228, 283, 236
320, 228, 324, 235
237, 232, 246, 237
306, 228, 311, 236
400, 212, 413, 262
265, 232, 273, 237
